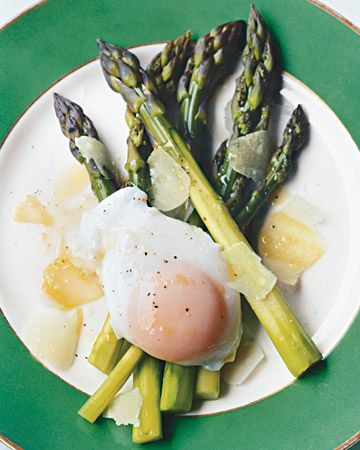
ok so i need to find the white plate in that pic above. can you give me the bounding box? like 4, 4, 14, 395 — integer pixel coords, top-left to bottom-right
0, 43, 359, 415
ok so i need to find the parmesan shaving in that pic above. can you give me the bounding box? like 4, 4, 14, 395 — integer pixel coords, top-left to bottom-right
258, 198, 325, 286
148, 147, 191, 212
228, 130, 272, 182
22, 309, 82, 369
75, 136, 112, 177
222, 242, 276, 301
14, 195, 53, 225
222, 334, 264, 385
103, 387, 143, 426
42, 256, 103, 309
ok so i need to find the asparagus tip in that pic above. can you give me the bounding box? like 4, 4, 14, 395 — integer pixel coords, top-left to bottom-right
96, 38, 105, 50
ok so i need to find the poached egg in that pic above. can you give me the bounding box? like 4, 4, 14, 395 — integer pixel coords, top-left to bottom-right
81, 187, 241, 371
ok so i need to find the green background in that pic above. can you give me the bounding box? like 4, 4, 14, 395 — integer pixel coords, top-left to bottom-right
0, 0, 359, 449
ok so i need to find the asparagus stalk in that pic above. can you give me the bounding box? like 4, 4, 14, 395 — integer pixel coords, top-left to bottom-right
53, 93, 119, 202
236, 105, 308, 230
54, 94, 125, 374
157, 24, 245, 403
78, 345, 144, 423
88, 314, 128, 375
148, 31, 192, 107
176, 21, 247, 401
160, 364, 195, 412
132, 355, 163, 443
177, 21, 245, 158
213, 5, 276, 217
197, 7, 276, 395
98, 40, 322, 377
87, 33, 194, 419
195, 367, 220, 400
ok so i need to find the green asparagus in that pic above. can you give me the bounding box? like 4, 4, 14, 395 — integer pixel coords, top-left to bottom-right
213, 5, 276, 217
176, 21, 247, 401
88, 314, 127, 375
177, 20, 245, 160
236, 105, 308, 230
148, 31, 192, 107
78, 345, 144, 423
54, 94, 125, 374
98, 39, 322, 377
195, 367, 220, 400
160, 363, 195, 412
88, 32, 195, 418
132, 355, 163, 443
53, 93, 119, 202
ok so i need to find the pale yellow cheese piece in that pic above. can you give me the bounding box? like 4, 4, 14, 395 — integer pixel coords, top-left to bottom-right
222, 334, 264, 385
222, 242, 276, 301
22, 309, 82, 370
148, 147, 191, 212
258, 211, 325, 286
42, 256, 103, 309
228, 130, 272, 182
103, 387, 143, 426
14, 195, 53, 225
74, 136, 110, 177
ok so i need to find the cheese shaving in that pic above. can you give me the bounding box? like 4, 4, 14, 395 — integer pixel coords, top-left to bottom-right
222, 334, 264, 385
75, 136, 112, 178
42, 256, 103, 309
258, 197, 325, 286
222, 242, 276, 301
103, 387, 143, 426
148, 147, 191, 212
228, 130, 272, 182
22, 309, 82, 370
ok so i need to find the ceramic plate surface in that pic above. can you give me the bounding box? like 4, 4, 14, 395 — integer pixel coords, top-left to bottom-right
0, 1, 359, 449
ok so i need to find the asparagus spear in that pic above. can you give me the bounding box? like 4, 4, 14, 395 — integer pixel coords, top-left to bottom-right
132, 355, 163, 443
196, 7, 277, 396
176, 21, 247, 401
125, 106, 152, 195
160, 364, 195, 413
195, 367, 220, 400
53, 93, 119, 202
88, 34, 194, 421
177, 20, 245, 159
54, 94, 125, 374
236, 105, 308, 230
88, 314, 128, 375
98, 40, 322, 377
148, 31, 192, 107
78, 345, 144, 423
213, 4, 276, 217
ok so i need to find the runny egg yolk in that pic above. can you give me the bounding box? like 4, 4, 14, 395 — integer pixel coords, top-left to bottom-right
127, 263, 229, 363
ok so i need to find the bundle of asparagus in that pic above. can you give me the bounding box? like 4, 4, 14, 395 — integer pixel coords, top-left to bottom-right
97, 26, 321, 382
53, 5, 322, 446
